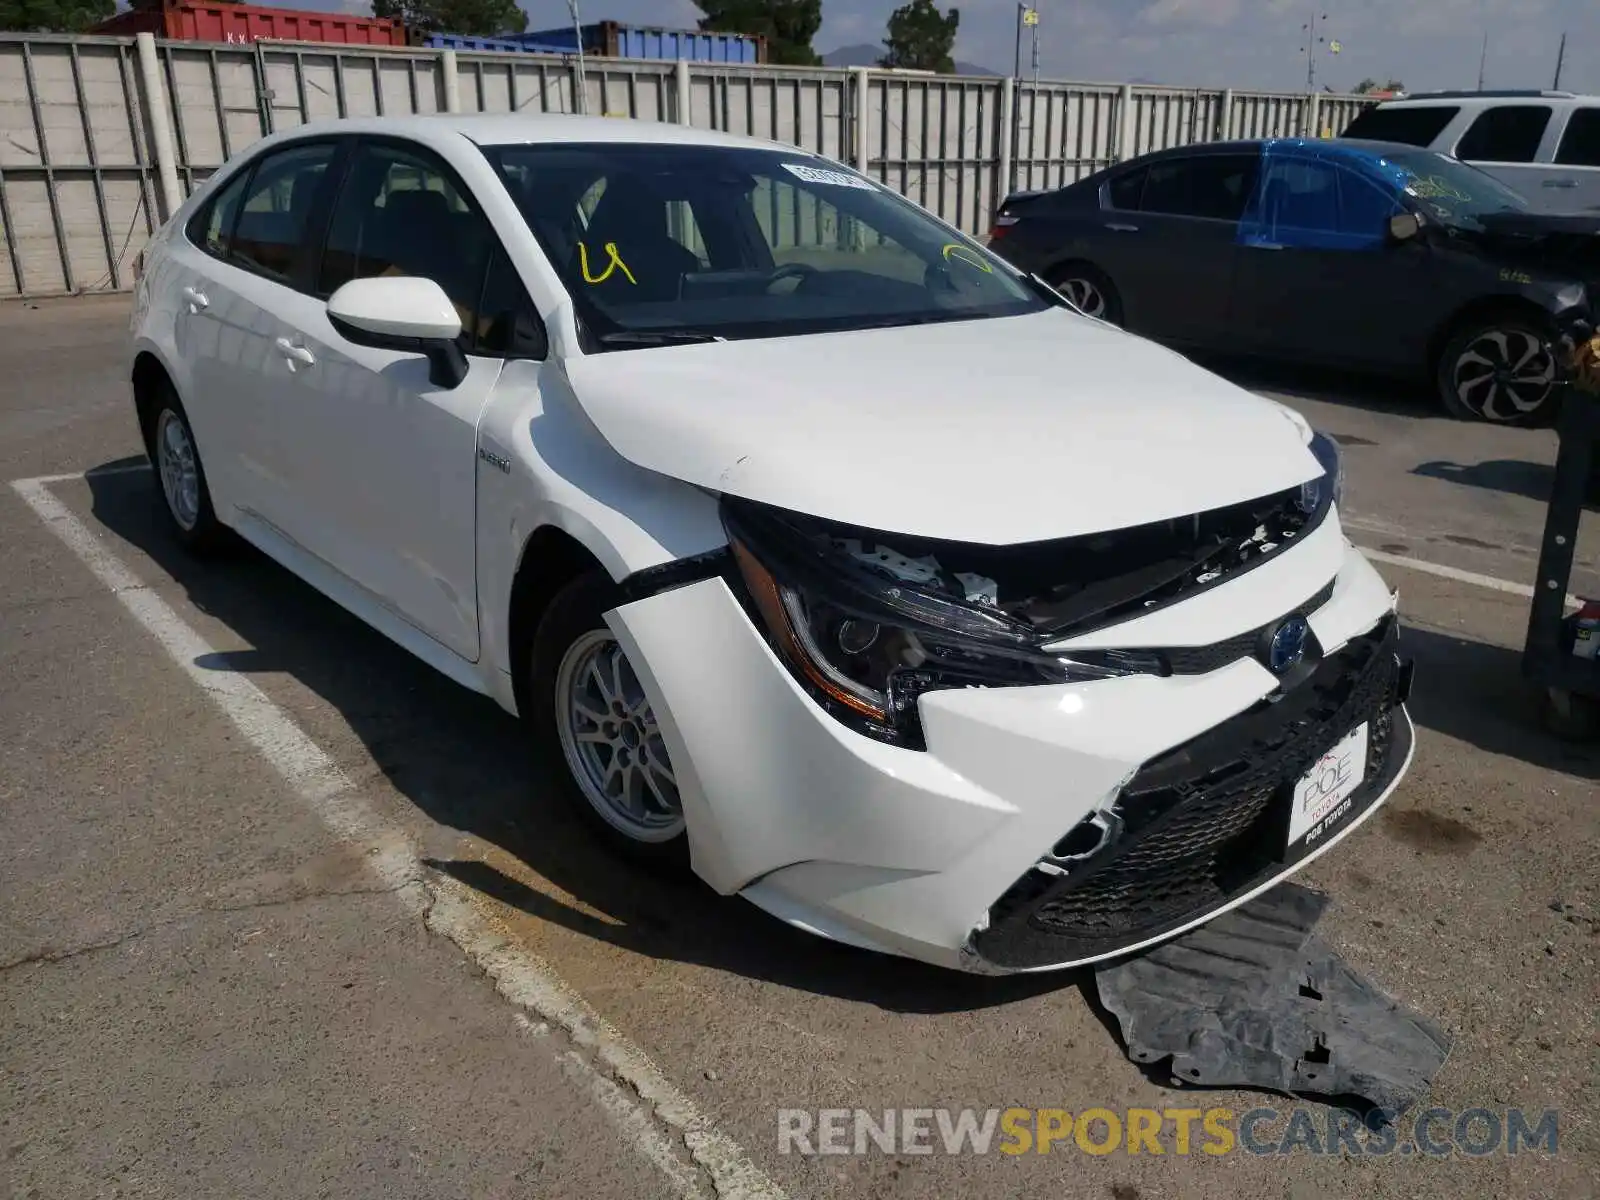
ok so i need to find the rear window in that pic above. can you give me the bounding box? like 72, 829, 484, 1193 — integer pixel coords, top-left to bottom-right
1555, 107, 1600, 167
1455, 105, 1551, 163
1340, 104, 1459, 147
1120, 154, 1259, 221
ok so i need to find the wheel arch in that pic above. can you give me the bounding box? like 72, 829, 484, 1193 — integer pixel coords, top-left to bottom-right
506, 522, 609, 721
131, 349, 175, 460
1426, 294, 1558, 378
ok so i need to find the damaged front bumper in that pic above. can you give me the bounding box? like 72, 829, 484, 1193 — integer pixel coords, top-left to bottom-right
605, 523, 1416, 974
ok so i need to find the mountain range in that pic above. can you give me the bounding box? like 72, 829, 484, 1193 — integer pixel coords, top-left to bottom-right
821, 43, 999, 76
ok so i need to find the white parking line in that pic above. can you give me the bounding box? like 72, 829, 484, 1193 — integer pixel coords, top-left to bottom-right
10, 472, 785, 1200
1359, 546, 1585, 608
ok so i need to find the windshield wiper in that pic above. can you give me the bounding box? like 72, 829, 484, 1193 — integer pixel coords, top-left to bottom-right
595, 330, 726, 346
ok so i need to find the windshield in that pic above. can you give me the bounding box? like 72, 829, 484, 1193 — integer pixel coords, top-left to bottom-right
483, 142, 1048, 346
1378, 149, 1531, 229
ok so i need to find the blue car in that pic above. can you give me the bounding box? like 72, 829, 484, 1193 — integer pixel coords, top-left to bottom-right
988, 137, 1600, 425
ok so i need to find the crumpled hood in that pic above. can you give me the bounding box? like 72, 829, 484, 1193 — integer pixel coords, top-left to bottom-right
1470, 211, 1600, 281
564, 309, 1320, 544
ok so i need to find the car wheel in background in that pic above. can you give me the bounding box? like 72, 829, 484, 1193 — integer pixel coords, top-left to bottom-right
1047, 262, 1123, 326
150, 388, 225, 554
1436, 317, 1560, 425
529, 571, 689, 869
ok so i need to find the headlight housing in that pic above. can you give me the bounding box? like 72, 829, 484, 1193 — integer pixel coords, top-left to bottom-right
723, 502, 1139, 748
1298, 430, 1344, 516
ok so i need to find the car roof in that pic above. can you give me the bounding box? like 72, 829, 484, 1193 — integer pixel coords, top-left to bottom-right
1109, 136, 1431, 167
272, 111, 791, 153
1373, 90, 1596, 105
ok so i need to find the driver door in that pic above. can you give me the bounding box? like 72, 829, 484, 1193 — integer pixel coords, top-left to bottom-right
265, 138, 535, 663
1230, 154, 1434, 372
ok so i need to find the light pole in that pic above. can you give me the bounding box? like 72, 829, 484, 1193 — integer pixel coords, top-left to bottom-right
1014, 4, 1038, 81
568, 0, 587, 115
1302, 9, 1329, 91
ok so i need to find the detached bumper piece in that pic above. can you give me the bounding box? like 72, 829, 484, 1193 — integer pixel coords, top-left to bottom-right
1094, 882, 1452, 1116
975, 618, 1412, 971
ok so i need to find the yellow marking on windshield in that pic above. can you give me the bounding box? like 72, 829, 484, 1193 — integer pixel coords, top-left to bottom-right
1404, 174, 1470, 203
942, 243, 993, 272
578, 241, 638, 286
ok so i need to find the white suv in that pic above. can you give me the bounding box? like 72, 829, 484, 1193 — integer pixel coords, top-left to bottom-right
1341, 90, 1600, 213
128, 113, 1415, 973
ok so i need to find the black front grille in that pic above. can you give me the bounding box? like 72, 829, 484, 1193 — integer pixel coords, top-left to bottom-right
974, 618, 1409, 971
1155, 578, 1335, 675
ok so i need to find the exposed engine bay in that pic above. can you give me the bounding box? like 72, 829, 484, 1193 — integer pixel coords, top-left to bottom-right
814, 483, 1323, 639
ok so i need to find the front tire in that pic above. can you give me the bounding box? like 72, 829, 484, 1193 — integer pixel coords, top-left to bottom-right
1435, 317, 1560, 425
528, 572, 688, 868
149, 388, 224, 554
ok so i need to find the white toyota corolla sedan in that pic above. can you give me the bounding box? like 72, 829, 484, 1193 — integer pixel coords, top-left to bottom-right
128, 113, 1416, 973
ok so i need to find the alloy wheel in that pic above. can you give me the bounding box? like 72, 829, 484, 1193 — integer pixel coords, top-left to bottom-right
1450, 328, 1555, 422
554, 629, 684, 843
1059, 277, 1107, 319
156, 408, 201, 530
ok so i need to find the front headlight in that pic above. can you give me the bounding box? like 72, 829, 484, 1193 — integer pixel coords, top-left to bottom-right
724, 502, 1138, 748
1299, 430, 1344, 515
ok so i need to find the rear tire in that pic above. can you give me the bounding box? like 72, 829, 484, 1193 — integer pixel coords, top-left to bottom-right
149, 386, 225, 555
1047, 262, 1123, 326
1435, 316, 1560, 425
528, 571, 689, 871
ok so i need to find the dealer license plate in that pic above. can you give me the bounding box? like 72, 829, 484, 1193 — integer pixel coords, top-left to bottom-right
1287, 722, 1369, 853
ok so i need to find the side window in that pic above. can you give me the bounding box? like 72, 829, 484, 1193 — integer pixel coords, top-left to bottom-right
1258, 159, 1339, 231
228, 142, 336, 282
1555, 108, 1600, 167
1335, 169, 1402, 237
1338, 104, 1459, 146
1139, 155, 1258, 221
318, 141, 493, 332
472, 249, 546, 358
186, 167, 252, 259
1455, 105, 1551, 163
1254, 159, 1398, 247
1107, 167, 1146, 211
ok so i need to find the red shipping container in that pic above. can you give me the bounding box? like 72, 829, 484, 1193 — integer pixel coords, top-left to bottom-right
92, 1, 407, 46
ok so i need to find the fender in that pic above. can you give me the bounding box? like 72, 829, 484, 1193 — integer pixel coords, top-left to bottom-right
473, 358, 727, 709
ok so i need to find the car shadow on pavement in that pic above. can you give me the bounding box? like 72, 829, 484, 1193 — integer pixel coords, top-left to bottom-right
82, 464, 1075, 1014
1400, 623, 1598, 781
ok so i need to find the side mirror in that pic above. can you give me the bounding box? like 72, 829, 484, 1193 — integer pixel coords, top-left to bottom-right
1387, 212, 1424, 243
327, 276, 468, 389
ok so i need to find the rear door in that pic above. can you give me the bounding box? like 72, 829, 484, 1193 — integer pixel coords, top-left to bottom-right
1230, 152, 1435, 371
1092, 150, 1259, 346
167, 139, 342, 524
1449, 103, 1562, 210
1549, 105, 1600, 213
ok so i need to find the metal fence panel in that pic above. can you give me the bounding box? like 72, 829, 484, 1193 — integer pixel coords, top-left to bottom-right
0, 32, 1375, 299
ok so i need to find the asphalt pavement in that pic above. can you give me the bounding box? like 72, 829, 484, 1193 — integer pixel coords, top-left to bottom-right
2, 295, 1596, 1199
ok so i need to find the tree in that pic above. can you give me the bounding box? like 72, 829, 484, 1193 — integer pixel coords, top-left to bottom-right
372, 0, 525, 37
880, 0, 959, 73
1353, 77, 1404, 94
694, 0, 822, 67
0, 0, 113, 32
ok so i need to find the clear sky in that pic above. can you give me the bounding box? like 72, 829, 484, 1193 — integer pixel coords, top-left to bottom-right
498, 0, 1598, 94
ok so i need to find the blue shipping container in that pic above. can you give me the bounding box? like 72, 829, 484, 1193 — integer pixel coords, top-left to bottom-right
423, 33, 560, 52
513, 20, 765, 64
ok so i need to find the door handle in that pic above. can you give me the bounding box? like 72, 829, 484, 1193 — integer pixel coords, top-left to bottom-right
181, 286, 209, 312
1105, 222, 1140, 232
1541, 179, 1577, 188
274, 337, 316, 370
